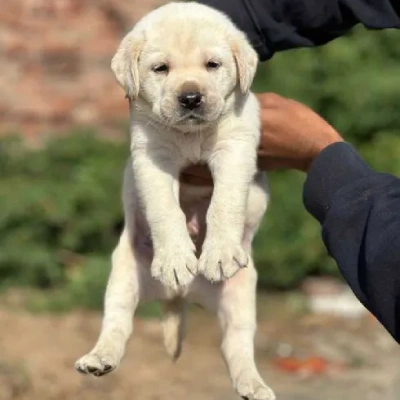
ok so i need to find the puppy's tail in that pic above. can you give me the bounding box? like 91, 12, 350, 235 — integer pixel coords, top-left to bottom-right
161, 297, 186, 361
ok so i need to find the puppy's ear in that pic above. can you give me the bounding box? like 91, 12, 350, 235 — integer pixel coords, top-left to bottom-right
231, 33, 258, 94
111, 31, 144, 99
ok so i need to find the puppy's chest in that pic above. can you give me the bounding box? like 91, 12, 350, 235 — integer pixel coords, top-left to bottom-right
175, 134, 213, 164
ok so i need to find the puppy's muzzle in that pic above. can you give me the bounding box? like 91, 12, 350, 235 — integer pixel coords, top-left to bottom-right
178, 91, 203, 110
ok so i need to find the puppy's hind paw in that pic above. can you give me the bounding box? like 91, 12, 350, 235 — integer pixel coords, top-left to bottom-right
75, 353, 118, 377
235, 373, 275, 400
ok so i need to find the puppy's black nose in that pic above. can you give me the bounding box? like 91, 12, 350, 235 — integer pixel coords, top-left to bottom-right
178, 92, 202, 110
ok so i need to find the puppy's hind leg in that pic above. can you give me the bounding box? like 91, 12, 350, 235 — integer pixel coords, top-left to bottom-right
75, 228, 140, 377
190, 262, 275, 400
218, 263, 275, 400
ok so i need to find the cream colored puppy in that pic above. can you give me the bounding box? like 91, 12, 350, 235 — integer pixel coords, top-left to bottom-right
75, 2, 274, 399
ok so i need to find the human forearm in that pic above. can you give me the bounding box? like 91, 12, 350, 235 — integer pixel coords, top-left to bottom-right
304, 142, 400, 342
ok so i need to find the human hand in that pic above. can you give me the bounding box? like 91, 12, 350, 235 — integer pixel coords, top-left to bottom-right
256, 93, 343, 171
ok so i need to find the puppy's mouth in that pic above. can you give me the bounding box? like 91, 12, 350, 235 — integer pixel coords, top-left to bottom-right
181, 112, 206, 124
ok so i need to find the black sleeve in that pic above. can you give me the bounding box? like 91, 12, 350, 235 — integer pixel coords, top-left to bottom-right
198, 0, 400, 60
303, 142, 400, 343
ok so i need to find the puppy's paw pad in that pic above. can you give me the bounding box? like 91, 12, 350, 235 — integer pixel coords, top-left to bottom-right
75, 353, 117, 377
236, 376, 275, 400
198, 242, 248, 282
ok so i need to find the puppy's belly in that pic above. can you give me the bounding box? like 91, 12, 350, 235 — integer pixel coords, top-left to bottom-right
133, 188, 212, 263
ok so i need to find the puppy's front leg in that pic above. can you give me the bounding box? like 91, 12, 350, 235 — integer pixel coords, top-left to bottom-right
132, 149, 197, 290
199, 140, 256, 282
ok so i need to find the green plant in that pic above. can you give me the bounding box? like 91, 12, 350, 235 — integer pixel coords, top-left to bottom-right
1, 26, 400, 308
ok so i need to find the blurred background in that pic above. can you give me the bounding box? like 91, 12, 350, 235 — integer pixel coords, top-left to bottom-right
0, 1, 400, 399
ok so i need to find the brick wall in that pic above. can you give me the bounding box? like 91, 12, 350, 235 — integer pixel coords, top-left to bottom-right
0, 0, 166, 140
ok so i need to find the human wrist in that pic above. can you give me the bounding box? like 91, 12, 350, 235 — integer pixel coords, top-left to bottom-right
305, 129, 344, 172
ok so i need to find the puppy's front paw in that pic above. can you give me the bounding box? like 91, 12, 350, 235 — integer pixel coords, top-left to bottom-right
198, 239, 248, 282
234, 372, 276, 400
75, 352, 119, 377
151, 242, 197, 290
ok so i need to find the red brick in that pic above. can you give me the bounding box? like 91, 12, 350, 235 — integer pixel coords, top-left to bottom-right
0, 0, 168, 139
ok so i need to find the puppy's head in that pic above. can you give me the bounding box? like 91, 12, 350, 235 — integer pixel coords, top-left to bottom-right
112, 2, 258, 130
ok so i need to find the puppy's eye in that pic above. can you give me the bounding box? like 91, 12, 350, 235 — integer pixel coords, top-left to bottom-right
206, 61, 221, 70
152, 63, 169, 73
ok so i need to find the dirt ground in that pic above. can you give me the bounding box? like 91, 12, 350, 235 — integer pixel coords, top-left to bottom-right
0, 293, 399, 400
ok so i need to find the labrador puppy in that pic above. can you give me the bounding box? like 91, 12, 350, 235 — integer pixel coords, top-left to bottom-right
75, 2, 274, 399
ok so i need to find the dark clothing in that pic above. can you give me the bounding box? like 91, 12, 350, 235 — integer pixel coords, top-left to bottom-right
304, 143, 400, 343
198, 0, 400, 342
199, 0, 400, 61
